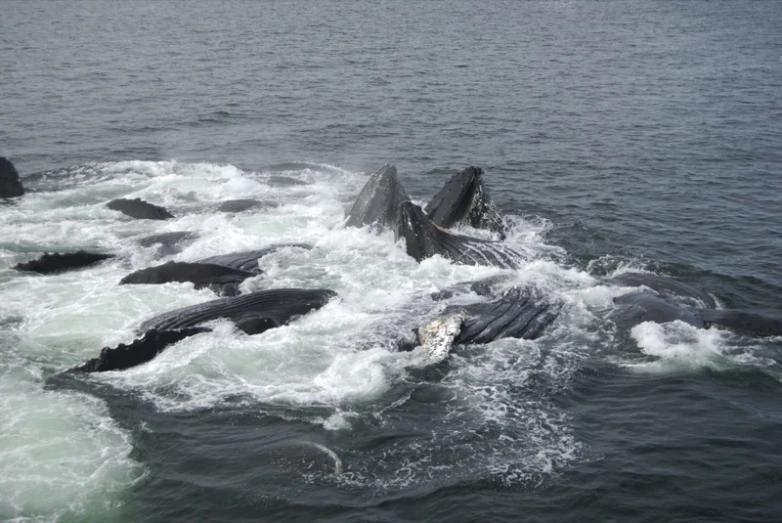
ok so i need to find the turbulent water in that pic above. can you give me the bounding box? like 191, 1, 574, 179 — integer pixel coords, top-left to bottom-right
2, 1, 782, 522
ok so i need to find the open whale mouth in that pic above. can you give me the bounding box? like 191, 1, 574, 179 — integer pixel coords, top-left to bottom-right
424, 166, 482, 229
345, 164, 410, 230
395, 201, 434, 262
424, 166, 507, 238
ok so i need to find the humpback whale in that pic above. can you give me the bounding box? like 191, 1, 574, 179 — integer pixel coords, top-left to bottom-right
344, 165, 520, 269
396, 201, 524, 269
137, 231, 198, 256
216, 199, 278, 213
610, 286, 782, 337
345, 165, 410, 230
0, 157, 24, 198
120, 261, 256, 295
610, 272, 717, 309
107, 198, 175, 220
13, 251, 116, 274
72, 288, 338, 372
416, 285, 561, 363
116, 243, 313, 296
612, 292, 707, 329
425, 166, 507, 238
195, 243, 312, 274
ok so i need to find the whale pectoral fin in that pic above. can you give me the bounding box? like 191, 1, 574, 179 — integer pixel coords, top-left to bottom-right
417, 313, 465, 363
235, 315, 281, 335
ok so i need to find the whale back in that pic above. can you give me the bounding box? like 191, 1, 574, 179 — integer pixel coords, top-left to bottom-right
611, 291, 706, 329
106, 197, 175, 220
13, 251, 115, 274
196, 243, 312, 274
120, 262, 255, 291
139, 288, 337, 333
396, 201, 523, 269
345, 165, 410, 230
610, 272, 717, 309
425, 166, 506, 237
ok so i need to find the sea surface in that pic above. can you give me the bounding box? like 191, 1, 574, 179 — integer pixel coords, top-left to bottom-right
2, 1, 782, 522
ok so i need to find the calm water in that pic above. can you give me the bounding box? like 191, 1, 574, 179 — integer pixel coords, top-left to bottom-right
2, 1, 782, 521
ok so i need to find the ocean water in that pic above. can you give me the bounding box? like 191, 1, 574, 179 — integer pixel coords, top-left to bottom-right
2, 1, 781, 522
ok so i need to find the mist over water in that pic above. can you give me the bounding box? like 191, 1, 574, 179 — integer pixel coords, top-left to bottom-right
2, 1, 782, 522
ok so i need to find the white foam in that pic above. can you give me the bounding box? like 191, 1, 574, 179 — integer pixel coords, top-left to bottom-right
625, 320, 734, 373
0, 363, 144, 521
0, 159, 605, 501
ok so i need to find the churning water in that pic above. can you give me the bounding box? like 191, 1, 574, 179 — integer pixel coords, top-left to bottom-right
2, 1, 781, 522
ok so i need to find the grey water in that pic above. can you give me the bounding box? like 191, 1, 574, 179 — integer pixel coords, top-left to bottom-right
2, 1, 782, 521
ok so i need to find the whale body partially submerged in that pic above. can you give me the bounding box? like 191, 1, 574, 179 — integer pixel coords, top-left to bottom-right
0, 157, 24, 198
120, 261, 256, 295
345, 165, 410, 230
196, 243, 312, 274
73, 288, 338, 372
396, 201, 524, 269
107, 197, 175, 220
425, 166, 507, 237
13, 251, 116, 274
608, 274, 782, 337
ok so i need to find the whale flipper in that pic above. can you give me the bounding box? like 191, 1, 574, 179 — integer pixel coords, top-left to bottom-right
137, 231, 198, 256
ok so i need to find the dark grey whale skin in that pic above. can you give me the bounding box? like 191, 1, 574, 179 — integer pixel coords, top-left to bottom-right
609, 272, 717, 309
396, 201, 524, 269
344, 165, 410, 230
195, 243, 312, 274
611, 290, 782, 337
13, 251, 116, 274
71, 288, 338, 372
106, 197, 175, 220
446, 286, 560, 345
120, 261, 256, 295
345, 165, 519, 269
137, 288, 337, 334
137, 231, 198, 256
0, 157, 24, 198
424, 166, 507, 238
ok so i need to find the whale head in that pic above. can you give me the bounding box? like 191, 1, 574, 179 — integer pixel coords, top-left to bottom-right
345, 165, 410, 230
425, 166, 506, 237
395, 201, 445, 262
